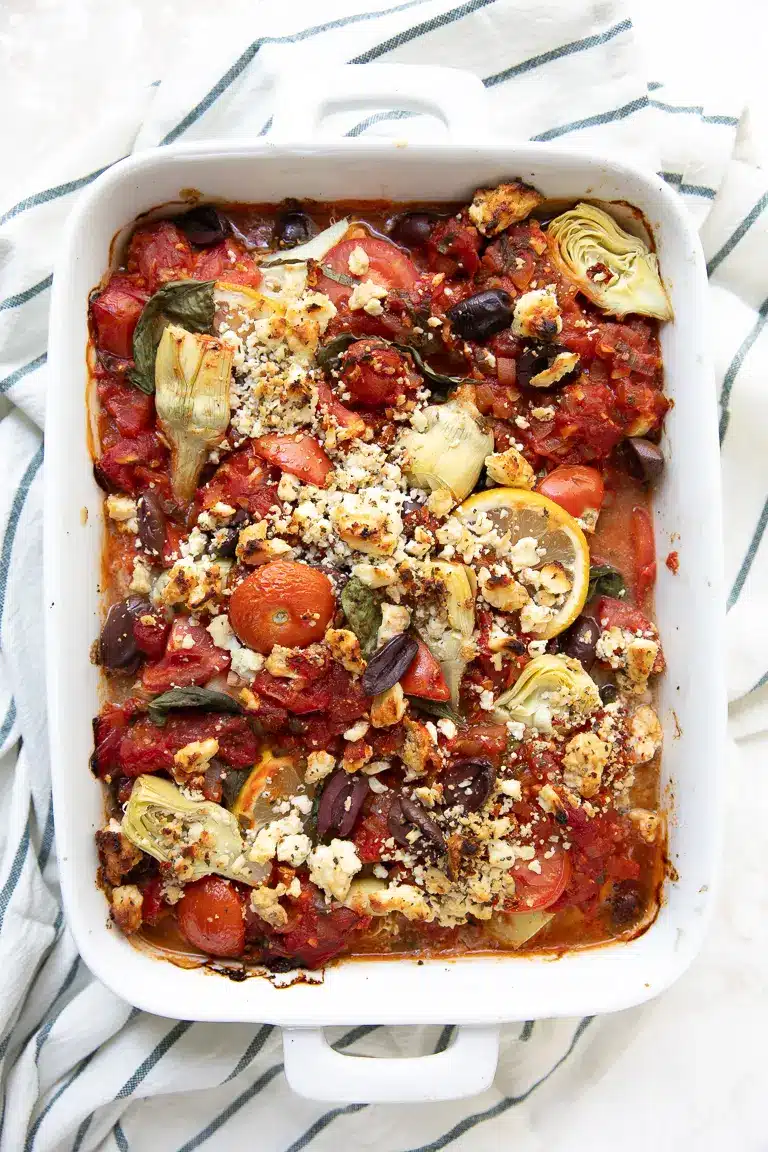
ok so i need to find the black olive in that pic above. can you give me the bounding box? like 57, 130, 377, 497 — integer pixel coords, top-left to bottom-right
599, 683, 619, 705
441, 760, 496, 813
262, 955, 298, 974
137, 491, 167, 557
446, 290, 512, 342
610, 880, 643, 928
388, 795, 446, 852
274, 205, 316, 249
362, 633, 419, 697
388, 212, 437, 248
562, 616, 600, 670
99, 597, 147, 671
625, 438, 664, 486
175, 205, 229, 248
213, 526, 239, 559
316, 770, 369, 840
93, 461, 115, 493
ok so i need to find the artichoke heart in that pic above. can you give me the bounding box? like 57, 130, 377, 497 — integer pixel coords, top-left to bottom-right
493, 654, 600, 735
121, 774, 268, 886
547, 203, 673, 321
402, 399, 493, 510
420, 560, 476, 706
155, 324, 233, 504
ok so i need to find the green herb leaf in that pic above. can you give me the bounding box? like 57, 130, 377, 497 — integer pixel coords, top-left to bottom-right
128, 279, 216, 394
147, 686, 243, 727
340, 577, 383, 659
316, 332, 359, 371
588, 564, 626, 600
318, 264, 357, 288
392, 341, 471, 393
406, 696, 461, 722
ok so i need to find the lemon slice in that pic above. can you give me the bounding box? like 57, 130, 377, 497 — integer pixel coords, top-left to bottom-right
456, 487, 590, 638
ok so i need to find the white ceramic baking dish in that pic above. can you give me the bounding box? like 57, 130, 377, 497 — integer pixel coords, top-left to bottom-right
45, 64, 725, 1104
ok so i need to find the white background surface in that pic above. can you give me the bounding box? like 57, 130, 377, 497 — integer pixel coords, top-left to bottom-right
0, 0, 766, 1147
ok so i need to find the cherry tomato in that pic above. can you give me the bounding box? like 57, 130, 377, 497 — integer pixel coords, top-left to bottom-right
505, 846, 571, 912
141, 618, 230, 694
177, 877, 245, 957
315, 236, 419, 307
631, 505, 656, 599
254, 433, 332, 488
229, 560, 335, 654
339, 339, 418, 408
399, 638, 450, 701
537, 465, 605, 519
91, 276, 148, 360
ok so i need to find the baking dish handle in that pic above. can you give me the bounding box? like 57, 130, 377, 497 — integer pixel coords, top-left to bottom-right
269, 63, 488, 142
282, 1024, 499, 1103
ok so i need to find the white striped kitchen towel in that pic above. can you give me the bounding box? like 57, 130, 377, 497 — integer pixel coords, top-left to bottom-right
0, 0, 765, 1149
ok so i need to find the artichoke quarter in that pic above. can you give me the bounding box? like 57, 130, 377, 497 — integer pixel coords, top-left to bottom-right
547, 202, 673, 321
401, 399, 493, 511
155, 324, 233, 504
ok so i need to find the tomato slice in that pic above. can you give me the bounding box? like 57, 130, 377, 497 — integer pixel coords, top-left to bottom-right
315, 237, 419, 306
399, 638, 450, 701
253, 433, 332, 488
229, 560, 335, 654
631, 505, 656, 599
505, 846, 571, 912
176, 877, 245, 957
536, 465, 605, 519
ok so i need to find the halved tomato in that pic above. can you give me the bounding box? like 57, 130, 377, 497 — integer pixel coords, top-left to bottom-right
338, 339, 419, 408
536, 465, 605, 519
177, 877, 245, 957
399, 638, 450, 701
315, 237, 419, 306
229, 561, 335, 653
253, 433, 332, 488
505, 845, 571, 912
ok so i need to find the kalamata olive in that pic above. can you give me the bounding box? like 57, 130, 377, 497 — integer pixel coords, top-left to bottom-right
562, 616, 600, 670
515, 344, 550, 387
387, 795, 446, 852
273, 205, 316, 249
175, 205, 230, 248
610, 880, 643, 928
446, 290, 512, 342
316, 770, 369, 840
362, 633, 419, 697
137, 491, 167, 557
99, 599, 142, 670
388, 212, 436, 248
214, 526, 239, 559
625, 438, 664, 486
441, 760, 496, 813
93, 461, 114, 493
599, 683, 619, 705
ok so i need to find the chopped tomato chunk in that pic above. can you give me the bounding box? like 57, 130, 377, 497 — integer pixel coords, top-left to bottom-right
140, 619, 230, 694
126, 221, 194, 292
91, 276, 147, 360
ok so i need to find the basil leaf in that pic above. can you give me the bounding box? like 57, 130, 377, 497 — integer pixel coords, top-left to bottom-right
340, 577, 383, 659
316, 332, 358, 371
588, 564, 626, 600
128, 279, 216, 394
406, 697, 461, 723
147, 686, 243, 727
392, 341, 471, 393
318, 265, 357, 288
